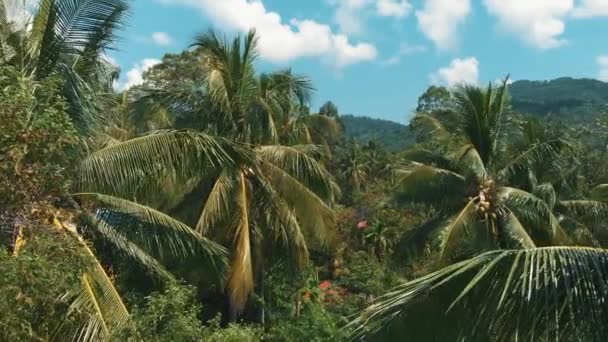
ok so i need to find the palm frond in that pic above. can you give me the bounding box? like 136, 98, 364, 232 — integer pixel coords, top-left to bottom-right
86, 215, 175, 281
195, 170, 236, 234
497, 139, 566, 181
259, 160, 336, 246
75, 193, 228, 275
454, 144, 487, 181
499, 186, 567, 245
533, 182, 557, 210
349, 247, 608, 341
556, 200, 608, 221
78, 130, 252, 201
398, 146, 454, 170
393, 164, 467, 208
500, 211, 536, 249
257, 144, 339, 202
226, 171, 253, 316
53, 216, 129, 341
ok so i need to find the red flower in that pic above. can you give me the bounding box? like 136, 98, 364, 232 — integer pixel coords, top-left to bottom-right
357, 220, 368, 230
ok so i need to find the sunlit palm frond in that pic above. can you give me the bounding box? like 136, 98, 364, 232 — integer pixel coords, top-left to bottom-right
54, 217, 129, 342
498, 187, 567, 245
454, 144, 487, 181
78, 130, 252, 201
226, 171, 254, 317
259, 160, 336, 246
436, 200, 480, 262
257, 144, 339, 202
349, 247, 608, 341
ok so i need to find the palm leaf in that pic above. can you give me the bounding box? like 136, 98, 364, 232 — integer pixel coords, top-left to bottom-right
75, 193, 228, 276
78, 130, 252, 201
226, 171, 253, 316
53, 216, 129, 341
499, 186, 567, 245
259, 159, 336, 246
195, 169, 236, 234
556, 200, 608, 221
500, 211, 536, 249
393, 164, 467, 208
349, 247, 608, 341
257, 144, 339, 202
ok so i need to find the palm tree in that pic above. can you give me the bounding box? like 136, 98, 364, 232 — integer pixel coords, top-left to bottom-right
341, 140, 369, 195
0, 0, 127, 132
362, 220, 395, 261
349, 247, 608, 341
396, 80, 569, 265
83, 29, 340, 320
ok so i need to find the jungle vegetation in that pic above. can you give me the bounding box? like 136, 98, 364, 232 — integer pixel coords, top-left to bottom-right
3, 1, 608, 341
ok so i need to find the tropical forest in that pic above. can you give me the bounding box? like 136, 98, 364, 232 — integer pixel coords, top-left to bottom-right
4, 1, 608, 341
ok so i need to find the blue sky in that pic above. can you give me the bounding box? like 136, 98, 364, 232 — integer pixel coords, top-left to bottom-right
109, 0, 608, 123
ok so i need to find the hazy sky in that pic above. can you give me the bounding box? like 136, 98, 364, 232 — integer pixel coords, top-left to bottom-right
109, 0, 608, 123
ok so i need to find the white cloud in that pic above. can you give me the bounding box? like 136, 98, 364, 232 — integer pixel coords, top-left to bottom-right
116, 59, 161, 90
151, 32, 172, 46
332, 0, 369, 35
598, 55, 608, 82
162, 0, 377, 68
483, 0, 573, 49
573, 0, 608, 18
382, 42, 426, 65
329, 0, 411, 35
416, 0, 471, 50
376, 0, 412, 17
430, 57, 479, 86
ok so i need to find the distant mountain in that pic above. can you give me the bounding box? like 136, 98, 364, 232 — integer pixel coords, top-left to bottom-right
340, 115, 414, 151
509, 77, 608, 123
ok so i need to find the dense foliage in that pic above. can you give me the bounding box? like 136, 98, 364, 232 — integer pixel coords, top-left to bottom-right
3, 1, 608, 341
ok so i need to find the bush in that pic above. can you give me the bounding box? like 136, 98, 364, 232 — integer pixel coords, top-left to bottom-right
0, 228, 89, 341
114, 283, 262, 341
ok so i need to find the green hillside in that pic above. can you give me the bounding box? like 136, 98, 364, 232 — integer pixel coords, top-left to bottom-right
509, 77, 608, 123
340, 114, 414, 151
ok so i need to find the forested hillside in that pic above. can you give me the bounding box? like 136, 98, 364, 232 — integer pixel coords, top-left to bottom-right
510, 77, 608, 123
340, 115, 414, 151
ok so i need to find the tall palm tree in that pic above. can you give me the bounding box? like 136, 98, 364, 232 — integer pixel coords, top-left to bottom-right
82, 29, 340, 319
396, 80, 569, 265
0, 0, 127, 132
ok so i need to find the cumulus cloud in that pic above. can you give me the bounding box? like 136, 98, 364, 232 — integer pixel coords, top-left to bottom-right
430, 57, 479, 86
116, 59, 161, 90
329, 0, 411, 35
151, 32, 172, 46
376, 0, 412, 17
161, 0, 377, 68
483, 0, 573, 49
416, 0, 471, 50
572, 0, 608, 18
598, 56, 608, 82
382, 42, 427, 66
